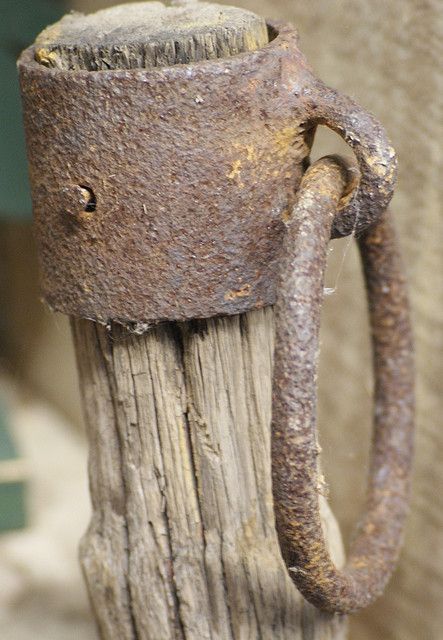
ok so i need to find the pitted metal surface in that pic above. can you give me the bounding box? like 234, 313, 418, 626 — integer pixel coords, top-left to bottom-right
19, 21, 397, 324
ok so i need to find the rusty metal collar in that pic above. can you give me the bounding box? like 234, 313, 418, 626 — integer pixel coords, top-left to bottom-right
18, 21, 396, 326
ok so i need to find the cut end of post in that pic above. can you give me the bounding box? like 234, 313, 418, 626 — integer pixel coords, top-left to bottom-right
33, 1, 269, 70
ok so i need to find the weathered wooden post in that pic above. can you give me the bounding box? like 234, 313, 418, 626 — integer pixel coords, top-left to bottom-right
18, 2, 413, 638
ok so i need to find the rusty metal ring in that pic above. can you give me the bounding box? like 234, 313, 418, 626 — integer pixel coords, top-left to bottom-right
271, 156, 414, 613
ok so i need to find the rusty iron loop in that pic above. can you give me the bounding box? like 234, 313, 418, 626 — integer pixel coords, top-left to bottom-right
272, 156, 414, 613
302, 76, 398, 239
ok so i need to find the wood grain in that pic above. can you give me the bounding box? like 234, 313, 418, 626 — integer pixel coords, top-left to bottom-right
72, 312, 347, 639
34, 1, 268, 70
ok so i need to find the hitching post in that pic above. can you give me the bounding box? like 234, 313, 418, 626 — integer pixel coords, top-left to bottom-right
18, 1, 412, 638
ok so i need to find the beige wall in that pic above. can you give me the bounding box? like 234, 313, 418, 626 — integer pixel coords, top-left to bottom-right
3, 1, 441, 638
0, 223, 83, 428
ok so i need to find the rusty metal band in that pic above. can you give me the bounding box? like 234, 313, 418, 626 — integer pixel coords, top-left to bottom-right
18, 21, 396, 325
272, 156, 414, 613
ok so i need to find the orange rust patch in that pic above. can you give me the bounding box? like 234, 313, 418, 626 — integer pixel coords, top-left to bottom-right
273, 126, 299, 158
224, 283, 252, 301
227, 159, 242, 180
281, 209, 291, 223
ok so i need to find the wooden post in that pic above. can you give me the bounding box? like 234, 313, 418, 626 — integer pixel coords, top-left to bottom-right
34, 3, 347, 638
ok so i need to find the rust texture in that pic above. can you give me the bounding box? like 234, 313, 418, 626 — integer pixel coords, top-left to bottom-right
272, 156, 414, 613
18, 21, 396, 325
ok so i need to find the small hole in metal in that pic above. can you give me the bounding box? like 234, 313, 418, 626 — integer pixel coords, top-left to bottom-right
79, 185, 96, 212
266, 23, 278, 43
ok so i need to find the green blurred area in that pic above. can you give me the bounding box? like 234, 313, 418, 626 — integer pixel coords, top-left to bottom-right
0, 406, 27, 532
0, 0, 65, 219
0, 1, 66, 533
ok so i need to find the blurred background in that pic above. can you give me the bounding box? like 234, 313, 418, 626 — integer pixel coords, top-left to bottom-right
0, 1, 441, 638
